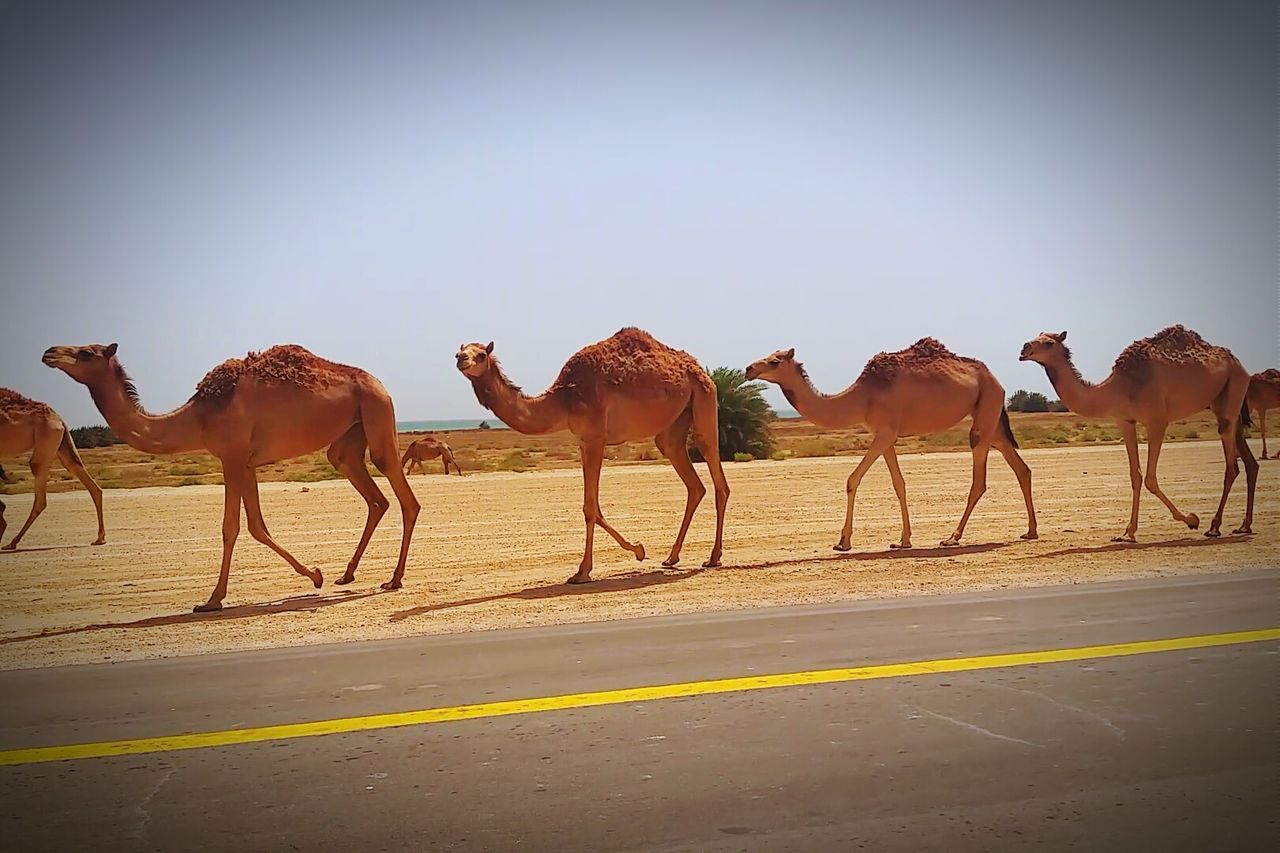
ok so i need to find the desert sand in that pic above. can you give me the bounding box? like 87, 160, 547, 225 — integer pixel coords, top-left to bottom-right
0, 440, 1274, 670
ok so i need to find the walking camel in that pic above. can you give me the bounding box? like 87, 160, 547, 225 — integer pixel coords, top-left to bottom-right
43, 343, 419, 611
746, 338, 1037, 550
1020, 326, 1256, 541
0, 388, 106, 550
1247, 369, 1280, 460
402, 436, 463, 475
456, 328, 730, 582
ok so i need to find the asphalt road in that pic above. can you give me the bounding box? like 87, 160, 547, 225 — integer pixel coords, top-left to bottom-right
1, 571, 1276, 852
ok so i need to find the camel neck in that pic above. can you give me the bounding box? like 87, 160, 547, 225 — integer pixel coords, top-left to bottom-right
1042, 359, 1112, 419
777, 369, 869, 428
471, 366, 568, 435
88, 367, 205, 455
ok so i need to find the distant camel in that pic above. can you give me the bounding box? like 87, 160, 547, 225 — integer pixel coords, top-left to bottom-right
746, 338, 1036, 550
402, 436, 463, 475
44, 343, 419, 611
457, 328, 730, 582
1021, 326, 1255, 541
1247, 369, 1280, 459
0, 388, 106, 549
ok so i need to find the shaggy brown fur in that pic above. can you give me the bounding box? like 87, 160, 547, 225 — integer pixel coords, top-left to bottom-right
1113, 325, 1229, 378
0, 388, 54, 418
550, 328, 712, 395
194, 345, 357, 406
858, 337, 979, 385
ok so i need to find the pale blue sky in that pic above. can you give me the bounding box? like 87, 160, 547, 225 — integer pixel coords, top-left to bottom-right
1, 1, 1274, 426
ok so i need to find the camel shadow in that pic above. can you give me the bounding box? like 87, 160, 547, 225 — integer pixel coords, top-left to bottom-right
0, 590, 380, 646
389, 568, 703, 623
1031, 534, 1253, 559
0, 543, 100, 555
736, 541, 1012, 571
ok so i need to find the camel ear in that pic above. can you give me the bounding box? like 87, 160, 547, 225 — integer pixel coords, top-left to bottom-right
784, 348, 795, 360
484, 341, 494, 354
104, 343, 118, 358
1054, 331, 1067, 342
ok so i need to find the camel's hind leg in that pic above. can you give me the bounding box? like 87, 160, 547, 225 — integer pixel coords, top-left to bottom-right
361, 404, 421, 591
942, 442, 991, 547
240, 466, 324, 589
2, 440, 56, 550
1142, 421, 1201, 533
328, 423, 390, 585
1231, 425, 1258, 534
993, 435, 1038, 541
1260, 408, 1270, 460
56, 435, 105, 546
570, 438, 607, 583
882, 447, 911, 549
0, 499, 6, 544
834, 430, 897, 551
655, 406, 705, 566
690, 386, 730, 568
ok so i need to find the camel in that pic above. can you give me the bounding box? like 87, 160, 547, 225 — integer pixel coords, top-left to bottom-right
456, 328, 730, 582
1020, 326, 1256, 541
0, 388, 106, 550
401, 436, 463, 475
746, 339, 1037, 550
1247, 369, 1280, 460
43, 343, 419, 611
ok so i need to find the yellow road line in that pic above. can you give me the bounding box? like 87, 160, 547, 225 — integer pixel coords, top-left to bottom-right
2, 627, 1276, 767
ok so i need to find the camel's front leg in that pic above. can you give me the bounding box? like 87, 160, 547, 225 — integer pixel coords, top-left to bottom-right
1143, 422, 1200, 533
834, 431, 897, 551
882, 447, 912, 549
1113, 421, 1142, 543
241, 466, 324, 588
197, 466, 245, 612
1260, 409, 1271, 460
569, 439, 607, 583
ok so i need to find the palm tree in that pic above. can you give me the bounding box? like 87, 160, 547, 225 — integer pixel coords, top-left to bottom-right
692, 367, 776, 461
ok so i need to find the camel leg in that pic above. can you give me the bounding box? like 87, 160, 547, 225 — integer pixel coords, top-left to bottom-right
1231, 426, 1258, 534
942, 442, 992, 547
2, 458, 51, 551
993, 434, 1038, 540
570, 438, 607, 583
1142, 421, 1201, 533
834, 430, 897, 551
0, 499, 5, 544
1260, 409, 1270, 460
56, 440, 105, 546
362, 415, 421, 591
1113, 421, 1143, 543
655, 409, 704, 566
1205, 415, 1242, 538
882, 447, 911, 549
593, 502, 645, 562
328, 425, 389, 585
690, 388, 730, 568
196, 464, 246, 612
240, 466, 324, 588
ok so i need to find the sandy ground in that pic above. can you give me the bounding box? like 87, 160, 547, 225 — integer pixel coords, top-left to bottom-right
0, 440, 1275, 670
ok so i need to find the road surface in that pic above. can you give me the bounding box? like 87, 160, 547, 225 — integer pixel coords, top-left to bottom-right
1, 571, 1276, 851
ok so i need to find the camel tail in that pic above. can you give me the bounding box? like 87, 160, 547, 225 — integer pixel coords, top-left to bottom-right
57, 426, 90, 470
1240, 400, 1252, 429
400, 447, 413, 469
998, 408, 1019, 449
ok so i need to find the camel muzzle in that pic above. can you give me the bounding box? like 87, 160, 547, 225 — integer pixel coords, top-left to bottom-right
745, 365, 760, 380
42, 348, 74, 367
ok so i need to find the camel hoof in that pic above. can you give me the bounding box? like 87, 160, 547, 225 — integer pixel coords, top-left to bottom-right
832, 542, 851, 552
309, 569, 323, 589
380, 579, 403, 591
193, 601, 223, 613
334, 573, 355, 586
662, 557, 679, 568
1204, 529, 1221, 539
701, 558, 721, 568
1020, 532, 1039, 541
1185, 513, 1200, 530
0, 543, 14, 552
1111, 535, 1136, 544
634, 543, 646, 562
566, 573, 593, 585
92, 538, 106, 546
1231, 526, 1254, 536
889, 542, 911, 550
939, 539, 961, 548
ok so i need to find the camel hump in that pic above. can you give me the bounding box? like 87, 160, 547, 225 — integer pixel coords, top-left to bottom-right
0, 387, 54, 418
1112, 325, 1231, 377
1256, 368, 1280, 384
194, 344, 364, 406
554, 327, 704, 391
857, 337, 979, 385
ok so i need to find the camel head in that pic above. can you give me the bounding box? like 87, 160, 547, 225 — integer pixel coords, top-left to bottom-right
1019, 332, 1068, 364
42, 343, 119, 385
744, 348, 797, 383
456, 341, 495, 379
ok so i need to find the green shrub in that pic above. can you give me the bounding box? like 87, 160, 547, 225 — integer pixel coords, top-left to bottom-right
497, 451, 529, 472
733, 452, 754, 463
690, 367, 775, 461
793, 438, 839, 458
770, 450, 791, 461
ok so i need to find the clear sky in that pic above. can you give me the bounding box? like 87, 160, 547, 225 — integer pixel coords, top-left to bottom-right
1, 0, 1275, 427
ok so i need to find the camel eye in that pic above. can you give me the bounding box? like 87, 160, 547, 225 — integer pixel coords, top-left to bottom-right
76, 350, 92, 361
768, 359, 779, 366
475, 352, 486, 361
